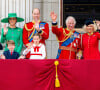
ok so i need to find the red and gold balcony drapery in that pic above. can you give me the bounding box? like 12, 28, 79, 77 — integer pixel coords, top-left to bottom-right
0, 59, 100, 90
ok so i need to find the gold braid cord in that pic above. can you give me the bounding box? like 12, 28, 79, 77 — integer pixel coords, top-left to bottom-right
28, 28, 35, 41
24, 23, 35, 41
56, 28, 74, 42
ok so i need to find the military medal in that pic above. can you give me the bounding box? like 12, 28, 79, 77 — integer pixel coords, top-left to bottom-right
74, 43, 76, 47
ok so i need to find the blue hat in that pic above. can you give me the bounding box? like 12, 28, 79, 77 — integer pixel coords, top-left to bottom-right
85, 18, 94, 26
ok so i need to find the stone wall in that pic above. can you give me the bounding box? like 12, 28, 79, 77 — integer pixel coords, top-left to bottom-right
0, 0, 60, 59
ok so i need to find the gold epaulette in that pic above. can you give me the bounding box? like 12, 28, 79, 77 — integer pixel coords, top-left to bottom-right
25, 24, 34, 31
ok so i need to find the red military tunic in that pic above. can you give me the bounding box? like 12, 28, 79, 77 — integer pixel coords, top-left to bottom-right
82, 32, 100, 60
52, 23, 81, 59
23, 21, 49, 58
23, 21, 49, 46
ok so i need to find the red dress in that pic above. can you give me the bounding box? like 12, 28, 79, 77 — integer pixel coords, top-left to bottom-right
82, 32, 100, 60
52, 24, 81, 59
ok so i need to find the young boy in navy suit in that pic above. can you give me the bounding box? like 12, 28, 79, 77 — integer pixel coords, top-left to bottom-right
0, 40, 24, 59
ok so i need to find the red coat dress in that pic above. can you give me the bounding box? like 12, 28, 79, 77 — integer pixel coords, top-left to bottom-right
23, 21, 49, 58
52, 23, 81, 59
82, 32, 100, 60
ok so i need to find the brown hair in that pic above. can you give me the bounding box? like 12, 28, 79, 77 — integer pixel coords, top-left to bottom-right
6, 40, 15, 46
33, 33, 41, 39
32, 8, 40, 14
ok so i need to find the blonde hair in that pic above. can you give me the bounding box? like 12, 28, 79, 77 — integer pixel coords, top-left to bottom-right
82, 23, 97, 33
32, 8, 40, 14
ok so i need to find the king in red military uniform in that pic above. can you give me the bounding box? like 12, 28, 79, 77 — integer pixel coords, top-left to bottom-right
50, 12, 81, 59
23, 8, 49, 58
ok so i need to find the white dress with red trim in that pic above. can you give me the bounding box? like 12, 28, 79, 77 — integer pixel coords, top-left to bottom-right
23, 43, 46, 59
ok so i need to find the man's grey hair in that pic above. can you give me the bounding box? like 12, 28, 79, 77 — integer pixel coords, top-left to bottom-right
65, 16, 76, 25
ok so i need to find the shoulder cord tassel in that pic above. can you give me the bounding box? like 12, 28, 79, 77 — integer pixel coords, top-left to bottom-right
54, 61, 60, 88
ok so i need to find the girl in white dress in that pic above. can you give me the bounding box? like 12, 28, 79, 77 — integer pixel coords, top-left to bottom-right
23, 33, 46, 59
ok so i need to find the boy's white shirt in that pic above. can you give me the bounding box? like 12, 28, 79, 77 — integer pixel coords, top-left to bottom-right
23, 43, 46, 59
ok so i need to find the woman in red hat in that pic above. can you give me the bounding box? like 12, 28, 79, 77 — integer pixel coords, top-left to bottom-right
80, 19, 100, 60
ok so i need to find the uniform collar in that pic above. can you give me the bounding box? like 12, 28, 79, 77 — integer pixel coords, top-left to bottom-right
66, 28, 75, 34
66, 28, 75, 32
32, 20, 40, 24
8, 27, 17, 29
87, 32, 93, 36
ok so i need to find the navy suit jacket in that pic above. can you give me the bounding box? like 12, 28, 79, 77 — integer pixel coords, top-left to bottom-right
0, 43, 3, 50
3, 50, 19, 59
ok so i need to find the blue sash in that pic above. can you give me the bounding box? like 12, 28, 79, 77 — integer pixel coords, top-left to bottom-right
28, 29, 37, 42
28, 22, 46, 42
56, 31, 79, 59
